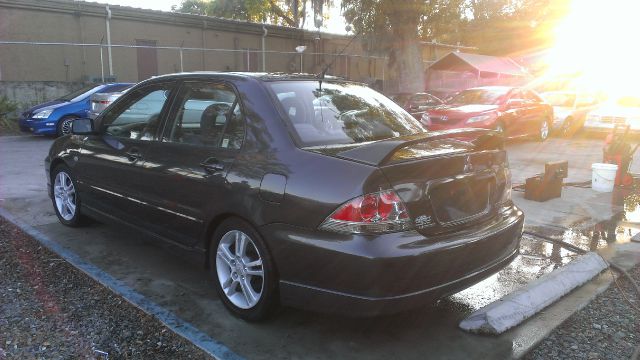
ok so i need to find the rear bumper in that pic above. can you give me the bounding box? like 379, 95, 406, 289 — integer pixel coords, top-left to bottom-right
262, 206, 524, 316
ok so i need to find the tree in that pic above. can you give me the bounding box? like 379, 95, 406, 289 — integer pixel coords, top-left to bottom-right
173, 0, 331, 28
459, 0, 571, 56
342, 1, 459, 93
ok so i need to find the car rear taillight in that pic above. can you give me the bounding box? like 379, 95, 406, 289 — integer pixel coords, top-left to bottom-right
319, 190, 413, 234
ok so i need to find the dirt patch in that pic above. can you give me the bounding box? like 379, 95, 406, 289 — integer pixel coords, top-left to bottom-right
0, 217, 212, 359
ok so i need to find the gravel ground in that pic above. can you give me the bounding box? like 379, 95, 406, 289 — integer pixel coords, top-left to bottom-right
0, 217, 212, 359
525, 264, 640, 360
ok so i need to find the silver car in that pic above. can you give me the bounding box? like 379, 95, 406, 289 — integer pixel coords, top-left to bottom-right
541, 91, 600, 136
88, 85, 134, 119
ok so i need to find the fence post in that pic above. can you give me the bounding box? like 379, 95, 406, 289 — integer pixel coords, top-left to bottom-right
179, 48, 184, 72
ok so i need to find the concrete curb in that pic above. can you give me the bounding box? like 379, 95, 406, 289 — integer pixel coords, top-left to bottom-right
0, 208, 243, 360
460, 252, 609, 335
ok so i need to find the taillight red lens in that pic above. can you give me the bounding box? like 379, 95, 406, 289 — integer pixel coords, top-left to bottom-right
320, 190, 412, 234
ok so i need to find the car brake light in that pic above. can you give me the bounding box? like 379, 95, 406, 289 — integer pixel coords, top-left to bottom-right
319, 190, 413, 234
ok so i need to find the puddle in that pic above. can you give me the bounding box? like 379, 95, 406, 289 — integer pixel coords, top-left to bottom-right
560, 187, 640, 251
450, 236, 579, 311
450, 186, 639, 312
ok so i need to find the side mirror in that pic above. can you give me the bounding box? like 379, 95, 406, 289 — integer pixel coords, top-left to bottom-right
506, 99, 525, 109
71, 118, 97, 135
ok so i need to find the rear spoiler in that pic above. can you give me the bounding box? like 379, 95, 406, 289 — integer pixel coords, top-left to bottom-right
337, 128, 503, 166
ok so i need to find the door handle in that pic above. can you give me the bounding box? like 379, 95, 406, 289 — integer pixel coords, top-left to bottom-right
200, 157, 225, 173
125, 148, 143, 162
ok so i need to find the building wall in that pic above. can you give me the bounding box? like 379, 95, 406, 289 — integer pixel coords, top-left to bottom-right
0, 0, 389, 83
0, 0, 472, 109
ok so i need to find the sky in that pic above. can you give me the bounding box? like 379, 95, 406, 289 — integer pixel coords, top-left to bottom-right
84, 0, 349, 34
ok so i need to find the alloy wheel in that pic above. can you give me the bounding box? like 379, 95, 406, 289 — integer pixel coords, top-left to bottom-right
60, 118, 74, 135
562, 118, 573, 137
216, 230, 265, 309
540, 120, 549, 140
53, 171, 76, 221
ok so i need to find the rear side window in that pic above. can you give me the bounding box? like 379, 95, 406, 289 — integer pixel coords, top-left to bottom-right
268, 81, 425, 147
164, 82, 244, 150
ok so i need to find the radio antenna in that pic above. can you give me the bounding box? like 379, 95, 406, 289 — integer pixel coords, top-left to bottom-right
317, 26, 361, 82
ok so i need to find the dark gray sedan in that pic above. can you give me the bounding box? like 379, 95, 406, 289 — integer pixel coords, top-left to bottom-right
45, 72, 524, 321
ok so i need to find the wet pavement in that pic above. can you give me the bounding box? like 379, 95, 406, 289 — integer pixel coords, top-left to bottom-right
1, 134, 639, 359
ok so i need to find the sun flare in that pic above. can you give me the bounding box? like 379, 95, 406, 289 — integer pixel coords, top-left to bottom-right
544, 0, 640, 97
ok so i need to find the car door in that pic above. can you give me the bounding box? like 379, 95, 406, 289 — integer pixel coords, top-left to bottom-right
522, 90, 548, 136
139, 80, 245, 246
76, 82, 176, 224
501, 90, 529, 136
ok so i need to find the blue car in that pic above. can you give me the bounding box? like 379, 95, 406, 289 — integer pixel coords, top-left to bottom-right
19, 83, 132, 137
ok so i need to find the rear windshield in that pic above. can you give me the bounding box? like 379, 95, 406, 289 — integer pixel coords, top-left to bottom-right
268, 81, 425, 147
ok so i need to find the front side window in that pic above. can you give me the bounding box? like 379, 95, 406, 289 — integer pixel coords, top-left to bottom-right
268, 81, 425, 147
165, 82, 244, 150
101, 84, 173, 140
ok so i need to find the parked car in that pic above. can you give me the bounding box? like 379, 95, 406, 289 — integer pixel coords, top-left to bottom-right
422, 86, 554, 141
540, 91, 600, 136
583, 96, 640, 133
88, 85, 134, 119
389, 92, 443, 119
46, 72, 524, 321
19, 83, 132, 137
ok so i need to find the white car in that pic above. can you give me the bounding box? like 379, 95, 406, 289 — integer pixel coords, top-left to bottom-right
541, 91, 600, 136
584, 96, 640, 133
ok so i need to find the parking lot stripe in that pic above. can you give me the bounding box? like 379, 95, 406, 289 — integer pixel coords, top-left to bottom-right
0, 208, 244, 360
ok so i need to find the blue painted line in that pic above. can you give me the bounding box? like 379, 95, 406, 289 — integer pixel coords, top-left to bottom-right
0, 208, 244, 360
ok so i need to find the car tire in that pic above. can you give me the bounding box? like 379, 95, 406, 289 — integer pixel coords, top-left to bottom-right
561, 117, 574, 138
537, 118, 550, 142
56, 116, 77, 137
51, 164, 85, 227
209, 218, 278, 321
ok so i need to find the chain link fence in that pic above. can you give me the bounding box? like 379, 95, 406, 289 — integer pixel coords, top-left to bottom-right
0, 41, 387, 86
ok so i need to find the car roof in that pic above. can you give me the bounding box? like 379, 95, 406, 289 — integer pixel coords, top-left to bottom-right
145, 72, 344, 83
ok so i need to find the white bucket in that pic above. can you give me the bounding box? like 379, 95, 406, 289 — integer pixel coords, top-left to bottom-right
591, 163, 618, 192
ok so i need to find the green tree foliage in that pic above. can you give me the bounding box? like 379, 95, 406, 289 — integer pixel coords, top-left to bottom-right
174, 0, 571, 89
174, 0, 331, 28
459, 0, 571, 56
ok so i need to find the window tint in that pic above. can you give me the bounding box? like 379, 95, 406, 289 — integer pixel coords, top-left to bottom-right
268, 81, 425, 147
101, 84, 172, 140
165, 82, 244, 149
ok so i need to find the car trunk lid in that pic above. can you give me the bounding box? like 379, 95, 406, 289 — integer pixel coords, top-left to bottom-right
307, 129, 510, 235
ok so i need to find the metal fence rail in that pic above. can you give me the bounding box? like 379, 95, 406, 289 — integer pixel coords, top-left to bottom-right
0, 40, 388, 86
